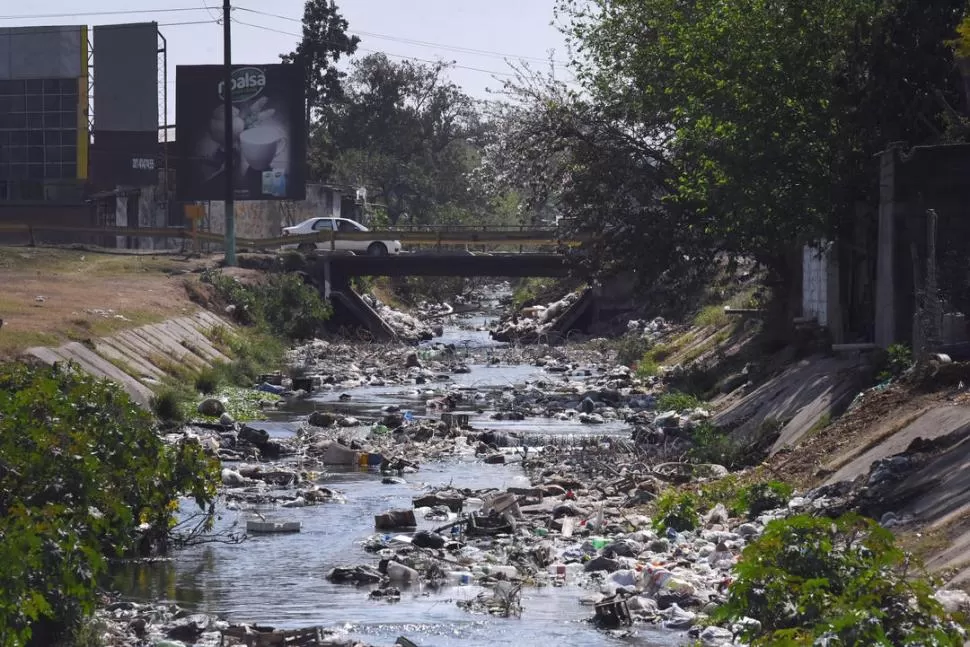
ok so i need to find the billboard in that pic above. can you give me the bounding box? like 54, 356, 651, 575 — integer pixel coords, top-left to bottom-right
0, 25, 87, 186
89, 131, 158, 190
175, 64, 306, 201
93, 23, 158, 133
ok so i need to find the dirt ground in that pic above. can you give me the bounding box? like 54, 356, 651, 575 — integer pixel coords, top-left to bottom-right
0, 246, 233, 359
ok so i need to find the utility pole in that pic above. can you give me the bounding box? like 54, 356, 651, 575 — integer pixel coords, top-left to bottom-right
222, 0, 236, 266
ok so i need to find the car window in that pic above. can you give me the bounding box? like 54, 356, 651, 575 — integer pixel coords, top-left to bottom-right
311, 219, 334, 231
337, 219, 359, 232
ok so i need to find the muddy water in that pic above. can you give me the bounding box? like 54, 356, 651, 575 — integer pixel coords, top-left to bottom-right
114, 321, 681, 646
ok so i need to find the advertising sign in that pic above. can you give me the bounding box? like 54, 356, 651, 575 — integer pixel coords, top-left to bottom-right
176, 64, 306, 201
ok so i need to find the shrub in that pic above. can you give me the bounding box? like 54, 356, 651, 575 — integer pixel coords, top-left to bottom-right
151, 388, 185, 423
694, 304, 729, 329
635, 356, 660, 378
203, 270, 332, 342
875, 342, 914, 383
689, 421, 745, 467
194, 366, 221, 394
613, 334, 654, 368
653, 490, 700, 533
657, 390, 702, 413
0, 362, 218, 644
714, 514, 966, 645
731, 481, 794, 520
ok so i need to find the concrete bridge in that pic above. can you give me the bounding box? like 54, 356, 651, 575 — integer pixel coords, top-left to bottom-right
311, 252, 572, 297
299, 252, 577, 342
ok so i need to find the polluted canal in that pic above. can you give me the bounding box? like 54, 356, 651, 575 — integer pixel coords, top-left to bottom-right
110, 311, 696, 647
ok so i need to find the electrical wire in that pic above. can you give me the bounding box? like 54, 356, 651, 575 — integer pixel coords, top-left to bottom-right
0, 7, 210, 20
233, 5, 568, 67
231, 18, 520, 78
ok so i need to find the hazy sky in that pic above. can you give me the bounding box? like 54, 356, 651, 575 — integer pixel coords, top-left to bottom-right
1, 1, 573, 125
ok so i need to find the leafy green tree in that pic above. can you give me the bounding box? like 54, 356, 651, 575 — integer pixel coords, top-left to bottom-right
323, 53, 506, 226
716, 514, 965, 645
281, 0, 360, 179
0, 362, 218, 645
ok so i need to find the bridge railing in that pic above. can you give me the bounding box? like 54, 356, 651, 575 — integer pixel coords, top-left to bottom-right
0, 222, 583, 251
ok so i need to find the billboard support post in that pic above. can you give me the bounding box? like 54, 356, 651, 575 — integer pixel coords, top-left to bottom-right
222, 0, 236, 266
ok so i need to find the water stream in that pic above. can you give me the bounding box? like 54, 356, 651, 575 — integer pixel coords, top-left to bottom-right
113, 316, 681, 647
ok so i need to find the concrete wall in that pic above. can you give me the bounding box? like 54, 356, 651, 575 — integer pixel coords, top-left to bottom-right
205, 183, 343, 239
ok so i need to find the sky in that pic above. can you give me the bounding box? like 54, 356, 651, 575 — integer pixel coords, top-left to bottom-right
0, 0, 574, 128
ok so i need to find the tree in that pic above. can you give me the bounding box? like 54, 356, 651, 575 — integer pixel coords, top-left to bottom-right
554, 0, 968, 328
281, 0, 359, 178
479, 65, 712, 298
326, 54, 495, 226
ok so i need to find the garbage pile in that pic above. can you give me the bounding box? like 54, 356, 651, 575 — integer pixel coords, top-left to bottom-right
360, 293, 434, 341
490, 292, 583, 342
91, 598, 374, 647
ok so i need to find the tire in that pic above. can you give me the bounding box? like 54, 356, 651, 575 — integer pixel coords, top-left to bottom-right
298, 243, 315, 253
367, 242, 388, 256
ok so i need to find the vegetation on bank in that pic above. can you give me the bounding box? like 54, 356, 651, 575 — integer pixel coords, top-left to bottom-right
0, 362, 219, 646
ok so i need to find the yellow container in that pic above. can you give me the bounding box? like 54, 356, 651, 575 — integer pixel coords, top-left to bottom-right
358, 453, 369, 467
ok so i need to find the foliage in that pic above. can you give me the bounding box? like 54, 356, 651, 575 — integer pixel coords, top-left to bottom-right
558, 0, 968, 285
203, 270, 331, 342
732, 481, 795, 520
657, 391, 701, 413
689, 420, 745, 468
194, 366, 220, 395
614, 331, 656, 376
696, 475, 742, 512
653, 490, 700, 534
953, 16, 970, 58
714, 513, 966, 645
181, 386, 281, 423
320, 53, 518, 228
0, 362, 218, 645
875, 343, 914, 382
694, 305, 730, 329
280, 0, 359, 163
151, 388, 184, 424
634, 356, 660, 378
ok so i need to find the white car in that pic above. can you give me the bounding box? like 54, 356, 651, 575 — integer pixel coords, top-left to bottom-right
281, 217, 402, 256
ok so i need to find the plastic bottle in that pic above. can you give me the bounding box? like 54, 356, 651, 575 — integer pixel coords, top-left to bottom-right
448, 570, 474, 585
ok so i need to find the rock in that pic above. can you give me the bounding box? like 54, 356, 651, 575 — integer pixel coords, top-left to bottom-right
704, 503, 730, 526
604, 539, 642, 558
484, 454, 506, 464
221, 468, 248, 487
405, 352, 422, 369
699, 625, 734, 646
934, 589, 970, 613
578, 412, 605, 424
198, 398, 225, 417
649, 538, 670, 553
127, 617, 147, 637
238, 424, 269, 446
338, 416, 360, 427
308, 411, 336, 427
413, 491, 465, 512
167, 614, 210, 641
580, 397, 596, 414
737, 523, 760, 538
327, 565, 384, 585
219, 412, 235, 426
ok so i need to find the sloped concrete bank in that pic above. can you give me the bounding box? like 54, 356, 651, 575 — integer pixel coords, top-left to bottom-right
24, 309, 234, 407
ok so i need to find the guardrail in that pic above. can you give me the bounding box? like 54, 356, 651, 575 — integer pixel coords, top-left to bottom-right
0, 222, 583, 250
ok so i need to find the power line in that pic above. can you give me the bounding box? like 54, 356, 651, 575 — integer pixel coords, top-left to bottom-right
200, 0, 220, 23
231, 18, 519, 78
233, 5, 568, 66
0, 7, 210, 20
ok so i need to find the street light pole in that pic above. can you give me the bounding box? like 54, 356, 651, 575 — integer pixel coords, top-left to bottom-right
222, 0, 236, 266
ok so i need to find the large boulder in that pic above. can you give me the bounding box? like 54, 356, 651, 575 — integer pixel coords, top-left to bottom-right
198, 398, 225, 417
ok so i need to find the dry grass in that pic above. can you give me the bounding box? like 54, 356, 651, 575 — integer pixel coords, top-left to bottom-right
0, 247, 220, 359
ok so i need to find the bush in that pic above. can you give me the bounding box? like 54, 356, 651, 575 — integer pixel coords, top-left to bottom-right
714, 514, 966, 645
203, 270, 332, 342
194, 366, 221, 394
875, 343, 914, 383
612, 333, 654, 368
151, 388, 185, 423
731, 481, 793, 520
653, 490, 700, 533
0, 362, 219, 644
657, 390, 702, 413
689, 421, 745, 467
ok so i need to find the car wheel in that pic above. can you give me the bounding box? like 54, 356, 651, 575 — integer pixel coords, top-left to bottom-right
367, 242, 388, 256
298, 243, 315, 253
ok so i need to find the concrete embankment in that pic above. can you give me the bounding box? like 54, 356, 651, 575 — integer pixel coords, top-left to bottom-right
24, 310, 234, 407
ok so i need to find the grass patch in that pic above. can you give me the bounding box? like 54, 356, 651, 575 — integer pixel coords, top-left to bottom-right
180, 385, 280, 422
657, 391, 702, 413
694, 304, 730, 329
0, 331, 61, 358
150, 387, 184, 423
